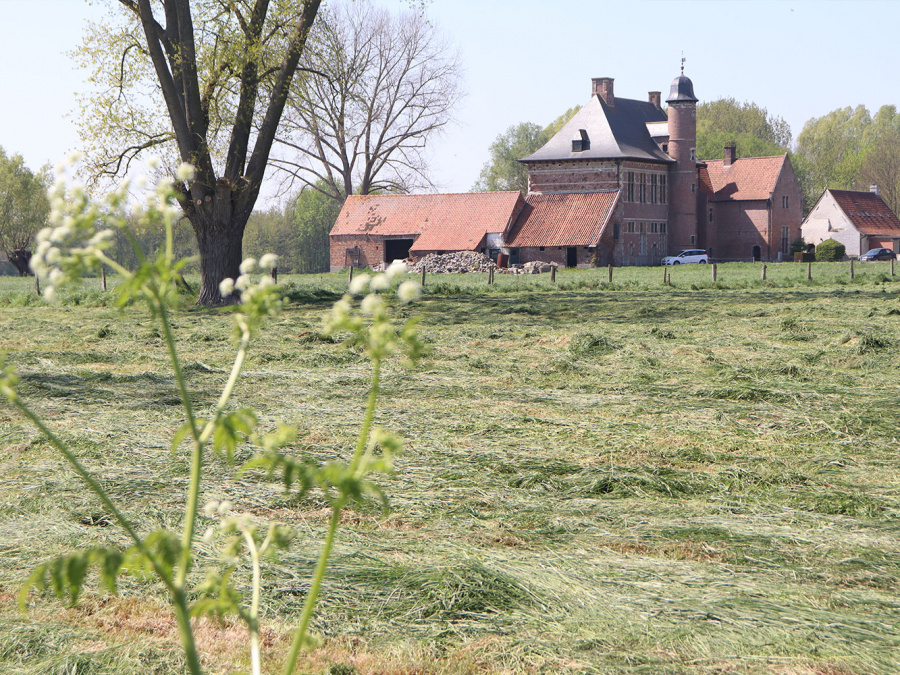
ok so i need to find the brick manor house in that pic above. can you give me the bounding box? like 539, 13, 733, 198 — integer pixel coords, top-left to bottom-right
330, 70, 803, 270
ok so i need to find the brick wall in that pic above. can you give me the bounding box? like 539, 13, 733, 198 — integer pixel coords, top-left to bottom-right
710, 201, 769, 260
517, 246, 597, 267
771, 156, 804, 258
330, 235, 385, 271
527, 160, 620, 193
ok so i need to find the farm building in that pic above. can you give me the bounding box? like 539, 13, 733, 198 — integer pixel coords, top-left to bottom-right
800, 187, 900, 257
330, 69, 803, 269
698, 149, 803, 261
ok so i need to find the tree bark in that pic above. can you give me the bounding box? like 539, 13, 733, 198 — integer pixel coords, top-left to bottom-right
9, 248, 32, 277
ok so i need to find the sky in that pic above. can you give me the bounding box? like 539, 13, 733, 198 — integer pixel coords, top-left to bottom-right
1, 0, 898, 205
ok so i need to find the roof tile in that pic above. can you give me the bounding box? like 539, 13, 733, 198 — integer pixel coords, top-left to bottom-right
331, 192, 523, 252
702, 155, 786, 201
505, 191, 620, 247
829, 189, 900, 236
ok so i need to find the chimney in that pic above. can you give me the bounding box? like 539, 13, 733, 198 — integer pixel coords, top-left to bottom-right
723, 143, 737, 167
648, 91, 661, 108
592, 77, 614, 106
870, 185, 880, 196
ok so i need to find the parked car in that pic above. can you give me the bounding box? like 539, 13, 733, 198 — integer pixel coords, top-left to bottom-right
661, 249, 709, 265
859, 248, 896, 261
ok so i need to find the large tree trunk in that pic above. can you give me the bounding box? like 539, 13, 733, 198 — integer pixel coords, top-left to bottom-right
189, 181, 248, 306
9, 249, 33, 277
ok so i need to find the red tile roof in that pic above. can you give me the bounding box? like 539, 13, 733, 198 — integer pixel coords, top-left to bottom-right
505, 191, 620, 247
829, 189, 900, 236
330, 192, 523, 252
701, 155, 787, 201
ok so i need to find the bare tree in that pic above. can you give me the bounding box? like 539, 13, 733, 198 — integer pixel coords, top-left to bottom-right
0, 148, 49, 276
271, 1, 462, 202
76, 0, 322, 305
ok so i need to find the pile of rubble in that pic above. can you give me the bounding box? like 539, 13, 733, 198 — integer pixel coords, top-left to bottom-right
407, 251, 496, 274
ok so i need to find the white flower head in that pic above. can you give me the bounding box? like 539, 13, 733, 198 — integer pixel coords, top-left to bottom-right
259, 253, 278, 270
370, 274, 390, 291
258, 275, 275, 289
235, 274, 251, 291
361, 293, 385, 316
240, 258, 257, 275
217, 500, 232, 515
397, 280, 422, 303
386, 259, 408, 280
147, 155, 162, 170
349, 273, 371, 296
176, 162, 196, 182
203, 500, 220, 518
219, 278, 235, 298
67, 150, 84, 165
43, 287, 57, 303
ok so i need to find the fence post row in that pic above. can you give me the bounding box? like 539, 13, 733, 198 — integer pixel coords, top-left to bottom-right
761, 264, 766, 281
711, 263, 717, 282
807, 262, 812, 281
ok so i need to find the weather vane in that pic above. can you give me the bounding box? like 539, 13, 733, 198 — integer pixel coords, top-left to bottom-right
681, 53, 685, 74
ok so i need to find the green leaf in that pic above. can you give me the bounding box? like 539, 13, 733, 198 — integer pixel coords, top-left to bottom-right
20, 547, 126, 610
213, 409, 258, 461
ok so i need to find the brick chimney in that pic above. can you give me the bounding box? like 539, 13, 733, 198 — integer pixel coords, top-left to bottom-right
870, 185, 880, 196
648, 91, 661, 108
592, 77, 614, 106
723, 143, 737, 167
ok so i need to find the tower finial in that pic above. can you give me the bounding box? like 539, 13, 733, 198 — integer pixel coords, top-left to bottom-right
681, 52, 685, 74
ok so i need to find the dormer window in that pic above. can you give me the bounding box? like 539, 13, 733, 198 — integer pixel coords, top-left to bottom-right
572, 129, 590, 152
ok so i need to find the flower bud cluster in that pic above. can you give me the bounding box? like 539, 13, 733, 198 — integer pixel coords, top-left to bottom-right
219, 254, 282, 334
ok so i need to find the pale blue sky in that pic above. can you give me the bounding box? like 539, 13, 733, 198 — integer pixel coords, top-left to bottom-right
1, 0, 897, 202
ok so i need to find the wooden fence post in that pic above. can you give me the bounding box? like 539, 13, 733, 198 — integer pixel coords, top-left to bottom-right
892, 258, 895, 277
35, 274, 41, 297
807, 262, 812, 281
662, 266, 667, 285
550, 266, 556, 283
608, 264, 613, 284
711, 263, 717, 282
271, 266, 278, 284
761, 264, 766, 281
100, 264, 107, 291
348, 266, 354, 286
421, 266, 426, 287
850, 259, 854, 280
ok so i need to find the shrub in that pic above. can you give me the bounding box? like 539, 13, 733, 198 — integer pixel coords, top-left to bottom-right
789, 237, 807, 254
815, 239, 845, 262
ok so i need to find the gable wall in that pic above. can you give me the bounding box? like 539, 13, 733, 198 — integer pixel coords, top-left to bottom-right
526, 159, 620, 193
801, 196, 863, 256
709, 200, 770, 260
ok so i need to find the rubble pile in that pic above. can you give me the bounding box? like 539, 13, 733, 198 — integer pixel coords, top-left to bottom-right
408, 251, 496, 274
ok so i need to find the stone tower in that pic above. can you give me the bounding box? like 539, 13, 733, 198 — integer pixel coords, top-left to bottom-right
665, 72, 699, 253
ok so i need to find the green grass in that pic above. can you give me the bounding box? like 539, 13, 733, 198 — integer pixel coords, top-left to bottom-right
1, 263, 899, 674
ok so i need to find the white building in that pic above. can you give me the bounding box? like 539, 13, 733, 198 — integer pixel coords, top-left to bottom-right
801, 187, 900, 257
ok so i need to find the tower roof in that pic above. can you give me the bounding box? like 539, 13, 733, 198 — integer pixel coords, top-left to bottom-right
666, 74, 698, 103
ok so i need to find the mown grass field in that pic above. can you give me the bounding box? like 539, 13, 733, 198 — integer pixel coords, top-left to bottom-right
1, 261, 899, 674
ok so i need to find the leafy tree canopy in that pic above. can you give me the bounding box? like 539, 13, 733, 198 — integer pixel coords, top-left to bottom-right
0, 148, 50, 275
472, 106, 580, 194
696, 98, 791, 160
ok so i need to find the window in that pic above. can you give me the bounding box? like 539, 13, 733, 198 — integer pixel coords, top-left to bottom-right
660, 176, 667, 203
639, 174, 646, 203
662, 144, 668, 153
781, 226, 790, 255
613, 223, 620, 240
660, 222, 667, 233
709, 208, 713, 223
652, 243, 658, 256
690, 148, 696, 161
639, 222, 645, 233
626, 172, 635, 202
626, 221, 635, 233
690, 235, 696, 244
782, 195, 789, 208
650, 222, 658, 233
539, 246, 545, 251
691, 183, 696, 193
650, 175, 658, 204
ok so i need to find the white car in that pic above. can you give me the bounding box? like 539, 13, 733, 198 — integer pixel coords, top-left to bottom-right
661, 249, 709, 265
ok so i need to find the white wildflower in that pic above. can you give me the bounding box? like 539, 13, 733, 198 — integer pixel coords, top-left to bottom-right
203, 501, 220, 518
259, 253, 278, 270
370, 274, 390, 291
219, 278, 235, 298
202, 527, 215, 544
348, 273, 370, 296
386, 260, 408, 280
361, 293, 384, 316
43, 287, 57, 303
240, 258, 257, 274
258, 276, 275, 289
397, 280, 422, 303
67, 150, 84, 164
49, 269, 65, 286
176, 162, 196, 182
217, 500, 232, 515
235, 274, 251, 291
